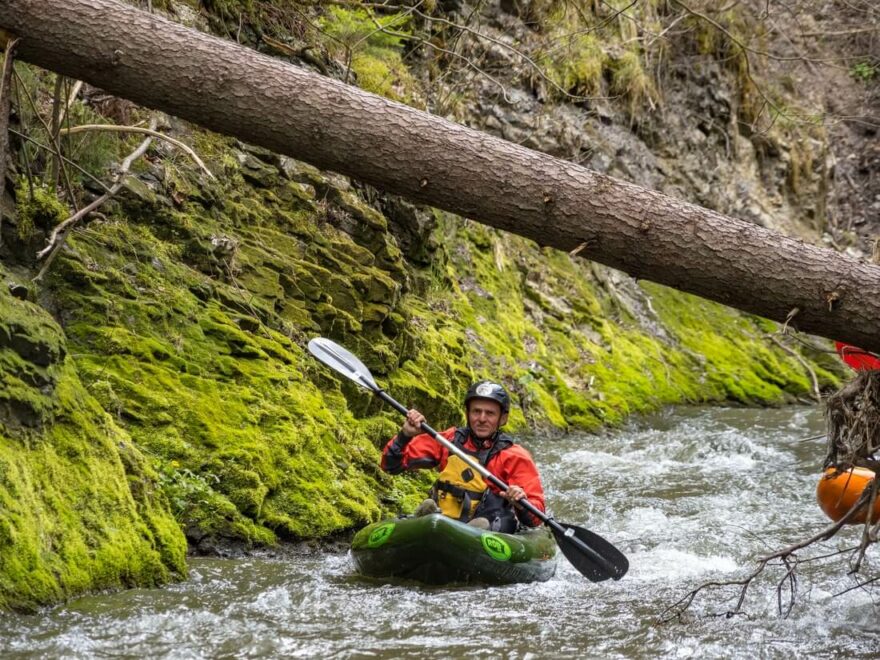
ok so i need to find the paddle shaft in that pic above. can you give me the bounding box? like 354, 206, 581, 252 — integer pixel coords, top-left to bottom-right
373, 388, 622, 576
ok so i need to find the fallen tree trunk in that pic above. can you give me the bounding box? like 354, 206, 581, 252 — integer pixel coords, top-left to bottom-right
3, 0, 880, 352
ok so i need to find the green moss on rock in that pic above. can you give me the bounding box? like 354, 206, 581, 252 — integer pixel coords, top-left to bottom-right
0, 278, 185, 612
318, 7, 421, 104
13, 181, 67, 241
389, 216, 838, 435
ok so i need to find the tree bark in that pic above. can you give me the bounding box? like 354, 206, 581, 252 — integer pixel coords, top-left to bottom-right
3, 0, 880, 352
0, 36, 17, 210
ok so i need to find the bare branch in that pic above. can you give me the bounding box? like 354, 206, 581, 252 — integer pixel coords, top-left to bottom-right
48, 73, 65, 187
759, 489, 874, 563
8, 127, 113, 193
351, 0, 422, 54
767, 334, 821, 402
833, 574, 880, 597
800, 27, 880, 37
59, 123, 215, 179
56, 79, 83, 128
853, 475, 880, 573
365, 18, 516, 104
10, 70, 33, 197
660, 485, 878, 623
777, 554, 798, 619
402, 5, 610, 102
12, 68, 79, 207
34, 117, 158, 278
668, 0, 803, 130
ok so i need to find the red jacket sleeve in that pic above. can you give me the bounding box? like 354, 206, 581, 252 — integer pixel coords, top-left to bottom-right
488, 445, 545, 526
381, 427, 455, 474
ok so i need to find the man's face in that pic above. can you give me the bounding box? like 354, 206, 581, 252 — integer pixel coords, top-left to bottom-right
467, 399, 507, 439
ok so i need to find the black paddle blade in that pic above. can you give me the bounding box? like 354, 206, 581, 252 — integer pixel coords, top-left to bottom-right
552, 523, 629, 582
307, 337, 378, 391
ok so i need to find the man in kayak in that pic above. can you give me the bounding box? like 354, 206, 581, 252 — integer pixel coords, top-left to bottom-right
381, 381, 546, 533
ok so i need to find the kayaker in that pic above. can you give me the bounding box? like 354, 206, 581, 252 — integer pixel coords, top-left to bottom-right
381, 381, 546, 533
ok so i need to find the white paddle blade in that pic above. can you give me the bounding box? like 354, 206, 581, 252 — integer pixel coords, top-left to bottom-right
307, 337, 378, 391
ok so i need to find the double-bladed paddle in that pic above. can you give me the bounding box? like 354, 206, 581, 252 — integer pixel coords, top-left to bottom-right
307, 337, 629, 582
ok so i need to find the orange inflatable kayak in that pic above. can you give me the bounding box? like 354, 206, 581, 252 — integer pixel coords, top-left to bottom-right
816, 467, 880, 524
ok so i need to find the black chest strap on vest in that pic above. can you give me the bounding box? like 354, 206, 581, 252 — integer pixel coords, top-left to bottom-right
433, 480, 476, 500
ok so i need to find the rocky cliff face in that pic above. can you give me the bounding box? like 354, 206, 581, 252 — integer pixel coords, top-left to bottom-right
1, 0, 866, 609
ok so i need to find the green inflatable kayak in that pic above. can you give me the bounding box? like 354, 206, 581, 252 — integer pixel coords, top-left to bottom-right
350, 514, 558, 585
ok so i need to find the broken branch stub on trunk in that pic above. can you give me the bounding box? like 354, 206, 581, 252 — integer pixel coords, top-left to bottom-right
3, 0, 880, 352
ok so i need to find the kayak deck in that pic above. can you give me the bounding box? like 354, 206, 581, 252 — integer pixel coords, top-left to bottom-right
350, 514, 558, 585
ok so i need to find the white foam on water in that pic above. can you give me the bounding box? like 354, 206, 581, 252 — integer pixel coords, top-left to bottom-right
632, 547, 739, 581
622, 505, 671, 529
559, 424, 791, 488
242, 586, 293, 618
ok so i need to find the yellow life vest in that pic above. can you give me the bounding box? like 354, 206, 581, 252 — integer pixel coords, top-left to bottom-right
433, 452, 489, 520
431, 428, 512, 522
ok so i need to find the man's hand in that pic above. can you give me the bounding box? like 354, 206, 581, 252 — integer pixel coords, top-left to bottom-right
503, 484, 526, 505
401, 409, 426, 437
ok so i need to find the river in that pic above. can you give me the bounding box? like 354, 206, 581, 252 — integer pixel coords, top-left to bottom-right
2, 406, 878, 658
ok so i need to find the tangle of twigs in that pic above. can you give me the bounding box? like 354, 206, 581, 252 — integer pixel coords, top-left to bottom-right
658, 486, 876, 623
33, 117, 160, 280
825, 370, 880, 470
